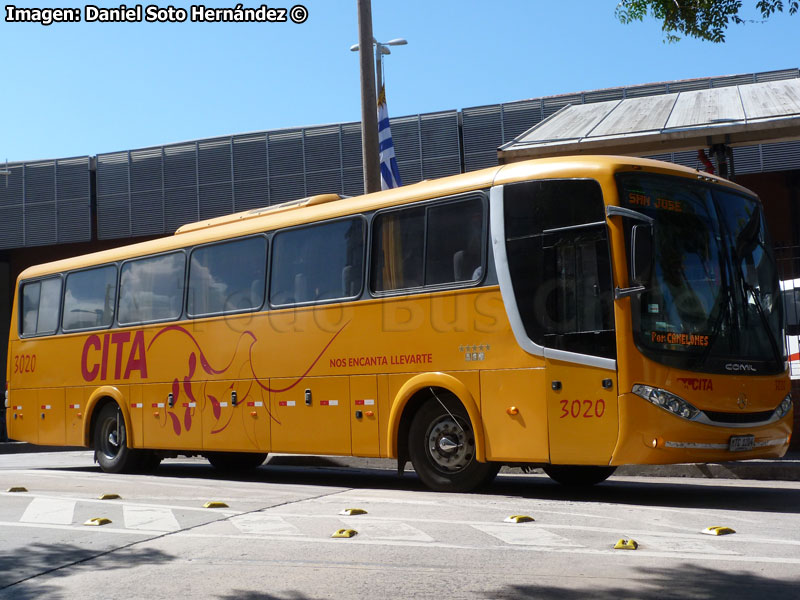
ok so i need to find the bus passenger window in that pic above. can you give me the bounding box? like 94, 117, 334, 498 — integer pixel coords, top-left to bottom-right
63, 266, 117, 331
426, 198, 484, 285
20, 277, 62, 336
270, 218, 364, 306
118, 252, 186, 324
370, 208, 425, 292
188, 237, 267, 317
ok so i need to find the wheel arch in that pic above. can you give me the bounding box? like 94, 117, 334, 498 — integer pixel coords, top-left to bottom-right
83, 387, 135, 448
387, 372, 486, 462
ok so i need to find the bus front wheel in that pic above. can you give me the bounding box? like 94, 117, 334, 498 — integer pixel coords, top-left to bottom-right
408, 396, 498, 492
93, 403, 141, 474
543, 465, 616, 486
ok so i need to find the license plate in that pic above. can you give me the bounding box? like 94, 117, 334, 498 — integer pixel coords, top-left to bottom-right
729, 435, 755, 452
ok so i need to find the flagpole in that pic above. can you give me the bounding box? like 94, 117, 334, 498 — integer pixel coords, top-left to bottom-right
356, 0, 381, 194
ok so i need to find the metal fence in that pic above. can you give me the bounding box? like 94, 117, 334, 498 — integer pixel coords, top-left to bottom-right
0, 157, 91, 250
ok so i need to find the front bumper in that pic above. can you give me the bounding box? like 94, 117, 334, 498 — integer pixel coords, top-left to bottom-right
610, 393, 792, 465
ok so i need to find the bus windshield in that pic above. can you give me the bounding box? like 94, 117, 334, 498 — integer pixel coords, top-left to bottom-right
618, 172, 785, 375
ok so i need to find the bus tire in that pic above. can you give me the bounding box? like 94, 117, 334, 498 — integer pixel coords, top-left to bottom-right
408, 396, 498, 492
206, 452, 267, 472
93, 403, 142, 474
543, 465, 616, 486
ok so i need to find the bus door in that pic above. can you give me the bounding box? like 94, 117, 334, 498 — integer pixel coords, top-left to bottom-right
540, 215, 619, 464
270, 376, 351, 455
495, 179, 620, 465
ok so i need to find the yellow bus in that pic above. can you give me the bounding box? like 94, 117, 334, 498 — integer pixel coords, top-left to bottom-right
5, 155, 793, 491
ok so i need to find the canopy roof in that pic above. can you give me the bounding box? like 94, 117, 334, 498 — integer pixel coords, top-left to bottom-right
499, 78, 800, 163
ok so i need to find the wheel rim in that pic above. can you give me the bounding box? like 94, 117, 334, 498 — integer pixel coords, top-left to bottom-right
98, 412, 122, 460
425, 414, 475, 474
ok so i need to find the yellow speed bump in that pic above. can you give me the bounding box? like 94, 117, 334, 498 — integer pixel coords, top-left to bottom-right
702, 526, 736, 536
331, 528, 358, 538
204, 501, 229, 508
7, 487, 28, 493
84, 517, 112, 526
504, 515, 534, 523
339, 508, 367, 516
98, 493, 120, 500
614, 538, 638, 550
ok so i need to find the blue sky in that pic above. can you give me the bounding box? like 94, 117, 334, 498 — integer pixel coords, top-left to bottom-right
1, 1, 797, 162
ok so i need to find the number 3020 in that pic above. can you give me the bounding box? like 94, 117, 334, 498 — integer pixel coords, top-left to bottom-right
13, 354, 36, 374
559, 398, 606, 419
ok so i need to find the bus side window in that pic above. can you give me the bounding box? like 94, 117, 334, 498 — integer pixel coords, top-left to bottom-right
20, 277, 62, 336
425, 197, 485, 285
62, 265, 117, 331
21, 281, 42, 335
119, 252, 186, 325
270, 217, 364, 306
188, 236, 267, 317
370, 208, 425, 292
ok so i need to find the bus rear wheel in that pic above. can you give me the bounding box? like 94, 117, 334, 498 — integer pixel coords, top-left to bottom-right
543, 465, 616, 486
94, 403, 142, 474
206, 452, 267, 472
408, 395, 498, 492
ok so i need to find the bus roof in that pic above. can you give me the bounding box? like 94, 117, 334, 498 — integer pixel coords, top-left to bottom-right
17, 155, 752, 280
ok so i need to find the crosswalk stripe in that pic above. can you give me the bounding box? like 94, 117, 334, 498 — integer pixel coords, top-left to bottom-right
230, 514, 302, 536
20, 498, 76, 525
472, 523, 582, 547
123, 505, 180, 531
340, 519, 434, 542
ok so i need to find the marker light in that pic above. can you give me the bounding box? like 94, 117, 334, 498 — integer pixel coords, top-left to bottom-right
632, 384, 700, 421
775, 394, 793, 420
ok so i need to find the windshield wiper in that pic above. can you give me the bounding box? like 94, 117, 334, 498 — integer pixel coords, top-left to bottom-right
699, 256, 735, 366
742, 280, 783, 369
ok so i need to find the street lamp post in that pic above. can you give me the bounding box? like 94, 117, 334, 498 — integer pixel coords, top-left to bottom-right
351, 33, 407, 193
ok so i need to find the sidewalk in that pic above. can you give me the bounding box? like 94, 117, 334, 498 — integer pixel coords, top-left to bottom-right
4, 440, 798, 482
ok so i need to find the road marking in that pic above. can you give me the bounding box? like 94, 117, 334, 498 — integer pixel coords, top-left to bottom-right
630, 535, 738, 555
341, 519, 434, 542
20, 498, 75, 525
0, 520, 152, 536
2, 492, 241, 515
123, 505, 180, 531
173, 529, 800, 564
230, 514, 303, 536
472, 523, 581, 547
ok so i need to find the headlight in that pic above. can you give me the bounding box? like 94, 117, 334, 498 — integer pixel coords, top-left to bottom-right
632, 384, 700, 421
775, 394, 792, 419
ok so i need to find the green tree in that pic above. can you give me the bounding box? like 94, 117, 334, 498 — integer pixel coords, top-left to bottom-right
615, 0, 798, 42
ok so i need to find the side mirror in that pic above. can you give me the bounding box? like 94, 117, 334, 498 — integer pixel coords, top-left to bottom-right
631, 224, 653, 286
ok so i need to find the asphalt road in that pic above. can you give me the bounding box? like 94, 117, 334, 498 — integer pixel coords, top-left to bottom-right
1, 451, 799, 599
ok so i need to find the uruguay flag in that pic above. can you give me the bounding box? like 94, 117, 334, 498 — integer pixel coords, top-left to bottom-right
378, 85, 402, 190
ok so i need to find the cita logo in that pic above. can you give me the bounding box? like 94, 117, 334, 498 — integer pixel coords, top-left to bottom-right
81, 331, 148, 382
725, 363, 757, 373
